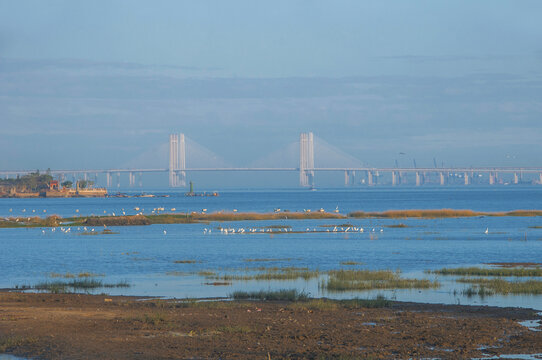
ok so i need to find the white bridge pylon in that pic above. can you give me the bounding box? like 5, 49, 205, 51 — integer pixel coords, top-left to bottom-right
299, 132, 314, 187
169, 132, 318, 187
169, 133, 186, 187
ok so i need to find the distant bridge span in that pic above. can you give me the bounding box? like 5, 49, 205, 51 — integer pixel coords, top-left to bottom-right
1, 133, 541, 187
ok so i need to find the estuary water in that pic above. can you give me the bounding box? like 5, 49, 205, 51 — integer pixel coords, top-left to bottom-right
1, 187, 541, 309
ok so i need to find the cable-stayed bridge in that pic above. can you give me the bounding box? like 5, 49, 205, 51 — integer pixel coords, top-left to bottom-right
1, 132, 541, 188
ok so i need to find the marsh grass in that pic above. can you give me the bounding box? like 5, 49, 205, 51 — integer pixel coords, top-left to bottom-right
328, 269, 399, 281
0, 335, 38, 352
384, 223, 409, 228
339, 295, 392, 308
428, 266, 542, 277
231, 289, 309, 301
348, 209, 542, 219
461, 285, 494, 298
321, 269, 439, 292
487, 262, 542, 268
32, 278, 130, 293
215, 267, 319, 281
49, 272, 103, 278
323, 278, 438, 292
456, 278, 542, 295
198, 271, 216, 277
340, 261, 364, 266
174, 260, 200, 264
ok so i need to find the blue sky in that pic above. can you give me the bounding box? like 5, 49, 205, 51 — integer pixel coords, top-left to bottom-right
1, 1, 541, 186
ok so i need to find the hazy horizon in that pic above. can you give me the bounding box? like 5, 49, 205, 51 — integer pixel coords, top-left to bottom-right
1, 1, 541, 186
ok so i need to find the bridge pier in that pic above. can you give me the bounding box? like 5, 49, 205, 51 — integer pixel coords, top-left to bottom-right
344, 170, 356, 186
464, 172, 469, 185
299, 132, 314, 187
415, 172, 421, 186
489, 172, 495, 185
367, 171, 373, 186
539, 173, 542, 185
169, 133, 187, 187
129, 172, 135, 187
513, 173, 519, 184
106, 172, 112, 187
392, 171, 397, 186
439, 172, 445, 186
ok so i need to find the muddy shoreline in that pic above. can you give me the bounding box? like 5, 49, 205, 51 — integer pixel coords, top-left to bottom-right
1, 292, 541, 359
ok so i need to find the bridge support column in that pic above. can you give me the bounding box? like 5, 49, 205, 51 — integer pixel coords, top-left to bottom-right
439, 172, 445, 186
299, 132, 314, 187
106, 172, 112, 187
539, 173, 542, 185
513, 173, 519, 184
367, 171, 373, 186
344, 170, 348, 186
489, 172, 495, 185
415, 172, 421, 186
129, 172, 135, 187
138, 172, 143, 187
464, 172, 469, 185
392, 171, 397, 186
117, 172, 121, 188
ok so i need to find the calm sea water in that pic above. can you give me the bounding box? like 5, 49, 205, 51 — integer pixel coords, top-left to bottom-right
1, 187, 541, 309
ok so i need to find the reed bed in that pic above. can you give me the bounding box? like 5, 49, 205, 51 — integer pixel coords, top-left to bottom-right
32, 279, 130, 293
428, 266, 542, 277
49, 272, 103, 279
461, 286, 495, 297
215, 268, 320, 281
322, 278, 439, 292
328, 269, 399, 281
457, 278, 542, 295
340, 261, 364, 266
321, 269, 439, 292
173, 260, 200, 264
231, 289, 309, 301
348, 209, 542, 219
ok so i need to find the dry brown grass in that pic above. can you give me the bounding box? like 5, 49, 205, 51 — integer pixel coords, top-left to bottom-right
348, 209, 542, 219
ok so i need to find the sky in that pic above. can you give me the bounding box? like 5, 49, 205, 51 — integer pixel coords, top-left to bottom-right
1, 0, 541, 187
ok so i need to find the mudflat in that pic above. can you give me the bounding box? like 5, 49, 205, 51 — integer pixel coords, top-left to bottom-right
0, 292, 541, 359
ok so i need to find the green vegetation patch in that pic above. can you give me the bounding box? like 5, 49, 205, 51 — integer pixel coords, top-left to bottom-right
173, 259, 200, 264
231, 289, 309, 301
49, 272, 104, 278
31, 278, 130, 294
214, 267, 319, 281
321, 269, 439, 292
428, 266, 542, 277
0, 335, 38, 353
340, 261, 364, 266
457, 278, 542, 295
